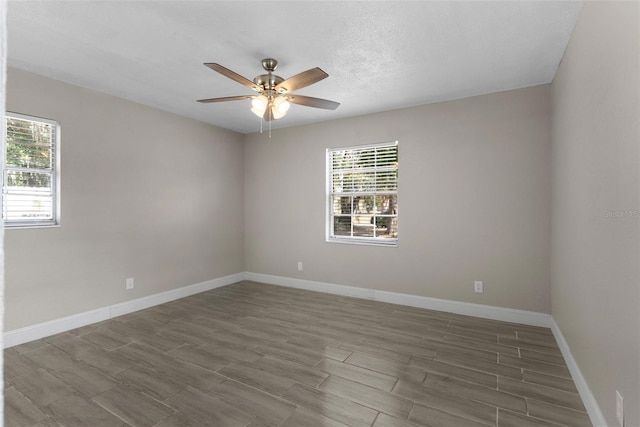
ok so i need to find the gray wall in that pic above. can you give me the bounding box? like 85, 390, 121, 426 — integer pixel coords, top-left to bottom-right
245, 85, 552, 313
551, 2, 640, 426
4, 68, 245, 330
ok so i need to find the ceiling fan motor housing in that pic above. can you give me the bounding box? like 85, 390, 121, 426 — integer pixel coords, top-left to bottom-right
253, 73, 284, 91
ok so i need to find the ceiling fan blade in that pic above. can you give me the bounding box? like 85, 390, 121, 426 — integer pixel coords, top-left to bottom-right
204, 63, 259, 90
286, 94, 340, 110
197, 95, 255, 103
275, 67, 328, 93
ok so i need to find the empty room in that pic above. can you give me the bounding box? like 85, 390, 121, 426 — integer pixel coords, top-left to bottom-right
1, 1, 638, 426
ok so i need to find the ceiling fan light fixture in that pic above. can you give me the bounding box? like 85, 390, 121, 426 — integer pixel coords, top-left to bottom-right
251, 95, 268, 117
271, 96, 290, 119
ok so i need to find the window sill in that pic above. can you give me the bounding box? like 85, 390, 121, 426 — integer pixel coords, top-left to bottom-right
326, 237, 397, 248
5, 223, 60, 230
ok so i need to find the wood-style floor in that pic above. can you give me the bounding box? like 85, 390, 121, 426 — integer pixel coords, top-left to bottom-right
4, 281, 591, 427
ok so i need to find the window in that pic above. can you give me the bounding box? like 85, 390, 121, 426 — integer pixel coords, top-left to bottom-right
327, 141, 398, 246
3, 112, 59, 227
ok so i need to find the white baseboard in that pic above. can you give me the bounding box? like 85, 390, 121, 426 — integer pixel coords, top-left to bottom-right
4, 272, 552, 347
244, 272, 553, 328
3, 272, 245, 348
550, 319, 607, 427
4, 306, 112, 349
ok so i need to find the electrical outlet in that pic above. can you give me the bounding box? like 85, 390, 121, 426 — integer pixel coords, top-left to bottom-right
474, 281, 484, 293
126, 277, 134, 290
297, 262, 303, 271
616, 390, 623, 426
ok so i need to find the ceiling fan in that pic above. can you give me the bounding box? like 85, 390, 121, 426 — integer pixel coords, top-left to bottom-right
197, 58, 340, 121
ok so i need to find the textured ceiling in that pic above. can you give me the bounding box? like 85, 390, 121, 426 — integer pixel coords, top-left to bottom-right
7, 1, 582, 134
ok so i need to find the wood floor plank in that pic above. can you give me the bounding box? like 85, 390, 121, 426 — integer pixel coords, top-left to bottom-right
435, 349, 523, 379
217, 362, 297, 396
527, 399, 591, 427
498, 376, 585, 412
115, 364, 185, 401
199, 338, 264, 363
409, 357, 498, 388
498, 409, 565, 427
498, 354, 571, 378
22, 344, 78, 372
166, 343, 233, 371
51, 361, 120, 398
319, 375, 414, 419
208, 379, 296, 425
345, 351, 428, 383
281, 406, 350, 427
4, 348, 40, 380
73, 347, 140, 377
281, 383, 378, 427
254, 341, 326, 366
11, 368, 76, 407
442, 333, 520, 356
4, 386, 48, 426
409, 404, 492, 427
44, 393, 128, 427
315, 357, 399, 391
339, 340, 413, 363
519, 348, 568, 366
252, 355, 329, 387
81, 330, 131, 350
392, 379, 497, 425
498, 336, 563, 355
92, 385, 175, 426
284, 336, 353, 361
163, 386, 253, 426
46, 333, 103, 358
372, 412, 420, 427
422, 373, 526, 413
523, 370, 579, 394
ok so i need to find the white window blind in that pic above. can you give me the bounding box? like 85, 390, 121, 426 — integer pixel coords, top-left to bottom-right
327, 141, 398, 245
3, 112, 59, 227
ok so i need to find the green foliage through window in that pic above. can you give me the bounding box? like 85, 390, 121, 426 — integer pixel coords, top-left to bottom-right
3, 113, 58, 226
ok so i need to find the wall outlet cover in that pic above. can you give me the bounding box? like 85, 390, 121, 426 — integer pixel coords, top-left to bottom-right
474, 281, 484, 293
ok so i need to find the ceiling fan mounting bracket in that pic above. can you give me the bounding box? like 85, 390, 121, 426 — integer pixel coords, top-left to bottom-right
261, 58, 278, 72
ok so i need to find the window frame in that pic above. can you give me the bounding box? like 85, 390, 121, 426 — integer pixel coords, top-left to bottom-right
326, 141, 398, 247
3, 111, 60, 228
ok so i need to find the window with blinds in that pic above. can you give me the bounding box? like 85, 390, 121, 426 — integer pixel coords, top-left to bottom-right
3, 112, 59, 227
327, 141, 398, 245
